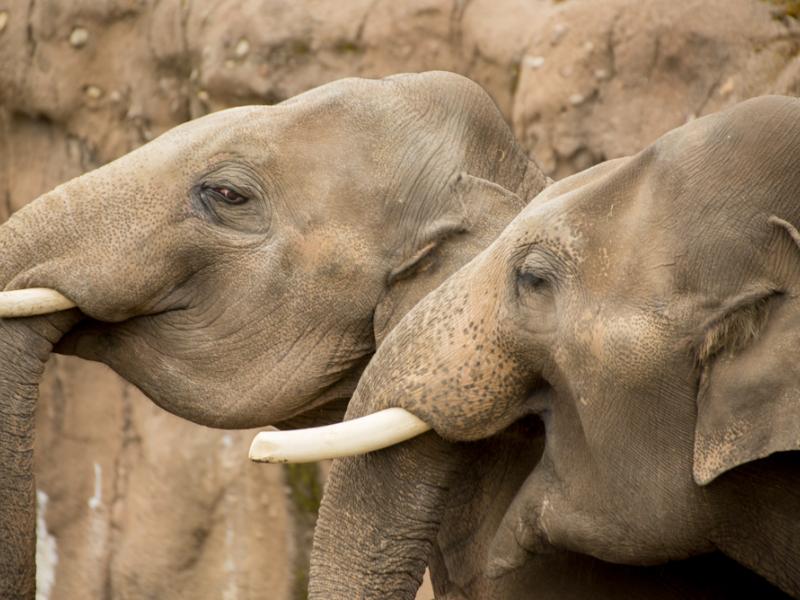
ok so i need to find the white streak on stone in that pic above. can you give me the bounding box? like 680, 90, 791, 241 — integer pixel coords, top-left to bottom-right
221, 433, 239, 600
88, 462, 102, 510
223, 526, 238, 600
523, 55, 545, 70
36, 490, 58, 600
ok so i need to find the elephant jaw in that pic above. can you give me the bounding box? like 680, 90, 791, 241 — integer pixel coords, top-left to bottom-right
0, 288, 76, 317
1, 286, 433, 464
248, 408, 431, 463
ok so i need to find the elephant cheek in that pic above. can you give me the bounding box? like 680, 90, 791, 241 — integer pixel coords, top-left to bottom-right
54, 321, 197, 421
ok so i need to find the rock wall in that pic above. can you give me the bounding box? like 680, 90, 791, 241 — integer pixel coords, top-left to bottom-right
0, 1, 798, 598
512, 0, 800, 177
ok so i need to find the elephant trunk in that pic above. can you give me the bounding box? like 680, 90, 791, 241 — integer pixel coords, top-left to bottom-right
0, 185, 97, 317
0, 196, 87, 597
307, 257, 531, 598
0, 189, 74, 287
1, 159, 200, 324
310, 432, 466, 599
0, 313, 79, 598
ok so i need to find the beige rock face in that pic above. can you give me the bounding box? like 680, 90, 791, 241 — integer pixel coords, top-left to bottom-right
512, 0, 800, 178
0, 1, 798, 598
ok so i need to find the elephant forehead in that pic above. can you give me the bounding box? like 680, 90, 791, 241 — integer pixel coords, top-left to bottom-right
137, 106, 271, 165
116, 92, 390, 174
510, 201, 586, 261
640, 96, 800, 235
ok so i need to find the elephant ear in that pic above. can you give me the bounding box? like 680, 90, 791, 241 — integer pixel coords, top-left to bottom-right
373, 173, 525, 344
693, 286, 800, 486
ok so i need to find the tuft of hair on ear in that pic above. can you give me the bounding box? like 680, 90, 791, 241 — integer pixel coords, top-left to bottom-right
386, 218, 468, 286
387, 239, 438, 285
693, 214, 800, 366
694, 292, 777, 368
768, 215, 800, 250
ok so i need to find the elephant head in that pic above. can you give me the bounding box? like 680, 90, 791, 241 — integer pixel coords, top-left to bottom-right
308, 95, 800, 597
0, 71, 547, 597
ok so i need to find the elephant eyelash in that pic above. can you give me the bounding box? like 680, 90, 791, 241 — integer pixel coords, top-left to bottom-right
190, 182, 270, 235
200, 184, 250, 206
514, 242, 567, 277
516, 269, 549, 291
513, 248, 561, 296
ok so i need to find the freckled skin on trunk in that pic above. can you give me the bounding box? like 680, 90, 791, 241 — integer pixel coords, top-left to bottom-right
0, 312, 78, 599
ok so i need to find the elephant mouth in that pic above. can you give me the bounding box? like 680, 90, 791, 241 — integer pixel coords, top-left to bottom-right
0, 284, 192, 364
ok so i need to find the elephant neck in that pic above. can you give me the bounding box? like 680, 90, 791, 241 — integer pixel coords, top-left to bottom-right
0, 314, 77, 599
428, 420, 544, 596
710, 453, 800, 596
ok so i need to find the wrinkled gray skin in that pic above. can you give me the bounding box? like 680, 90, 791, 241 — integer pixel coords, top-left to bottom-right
0, 69, 778, 599
312, 95, 800, 598
1, 71, 547, 598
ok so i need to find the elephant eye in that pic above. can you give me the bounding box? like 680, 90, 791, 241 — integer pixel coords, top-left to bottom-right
516, 269, 547, 292
202, 184, 249, 205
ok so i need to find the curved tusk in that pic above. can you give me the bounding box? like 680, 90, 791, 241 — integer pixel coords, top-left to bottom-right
0, 288, 76, 318
249, 408, 431, 464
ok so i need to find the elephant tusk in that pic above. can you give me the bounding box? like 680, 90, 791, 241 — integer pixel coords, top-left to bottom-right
249, 408, 431, 463
0, 288, 76, 318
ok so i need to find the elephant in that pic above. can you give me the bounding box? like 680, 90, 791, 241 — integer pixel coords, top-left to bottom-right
0, 70, 783, 599
309, 95, 800, 598
0, 70, 547, 598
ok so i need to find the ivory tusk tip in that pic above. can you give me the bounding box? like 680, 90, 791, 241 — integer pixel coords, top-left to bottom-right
248, 408, 431, 464
0, 288, 76, 318
249, 434, 288, 463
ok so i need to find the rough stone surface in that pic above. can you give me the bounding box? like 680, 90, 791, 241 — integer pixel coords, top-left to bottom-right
512, 0, 800, 178
0, 1, 798, 598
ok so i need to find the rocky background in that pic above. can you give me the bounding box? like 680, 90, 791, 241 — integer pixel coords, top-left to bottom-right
0, 0, 798, 598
